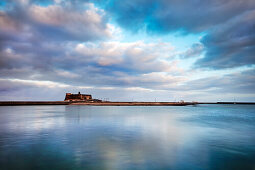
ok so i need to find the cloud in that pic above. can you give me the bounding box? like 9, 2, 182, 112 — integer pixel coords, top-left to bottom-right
75, 41, 176, 73
1, 68, 254, 101
180, 43, 204, 59
28, 3, 111, 41
178, 68, 255, 96
101, 0, 255, 33
0, 78, 70, 101
195, 10, 255, 69
100, 0, 255, 69
0, 1, 111, 42
0, 35, 184, 91
0, 1, 118, 88
0, 0, 254, 101
52, 41, 182, 89
0, 0, 116, 83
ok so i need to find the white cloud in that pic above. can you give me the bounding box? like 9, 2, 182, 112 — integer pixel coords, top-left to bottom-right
75, 41, 176, 73
0, 78, 70, 88
28, 3, 111, 40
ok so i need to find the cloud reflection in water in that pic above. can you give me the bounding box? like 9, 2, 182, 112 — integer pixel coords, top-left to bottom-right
0, 105, 255, 169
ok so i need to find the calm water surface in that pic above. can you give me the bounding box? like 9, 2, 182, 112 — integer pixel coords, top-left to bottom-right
0, 105, 255, 170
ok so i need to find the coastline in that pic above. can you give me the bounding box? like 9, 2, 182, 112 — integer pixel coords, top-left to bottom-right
0, 101, 254, 106
0, 101, 193, 106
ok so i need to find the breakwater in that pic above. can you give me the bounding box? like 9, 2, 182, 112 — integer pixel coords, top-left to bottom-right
0, 101, 254, 106
0, 101, 194, 106
70, 102, 195, 106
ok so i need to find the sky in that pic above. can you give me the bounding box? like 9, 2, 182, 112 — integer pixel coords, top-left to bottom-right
0, 0, 254, 102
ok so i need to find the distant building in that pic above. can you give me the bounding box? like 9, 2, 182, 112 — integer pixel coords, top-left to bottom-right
64, 92, 92, 101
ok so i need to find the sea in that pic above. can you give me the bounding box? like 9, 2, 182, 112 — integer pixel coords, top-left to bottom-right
0, 105, 254, 170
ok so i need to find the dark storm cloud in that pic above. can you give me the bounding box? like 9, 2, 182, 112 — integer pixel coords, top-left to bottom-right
100, 0, 255, 69
101, 0, 255, 33
195, 10, 255, 69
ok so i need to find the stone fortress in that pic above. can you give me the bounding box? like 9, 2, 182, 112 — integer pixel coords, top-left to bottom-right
64, 92, 102, 102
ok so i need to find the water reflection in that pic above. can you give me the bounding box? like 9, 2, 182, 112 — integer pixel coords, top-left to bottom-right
0, 105, 255, 169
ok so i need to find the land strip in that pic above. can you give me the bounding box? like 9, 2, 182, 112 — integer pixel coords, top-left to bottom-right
0, 101, 254, 106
